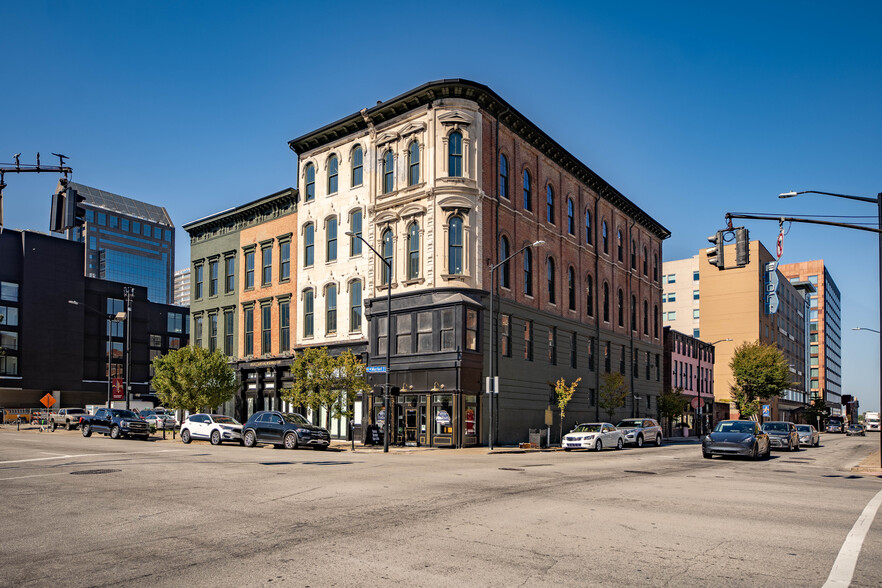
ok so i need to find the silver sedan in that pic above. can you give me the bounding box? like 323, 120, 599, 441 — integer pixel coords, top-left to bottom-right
795, 424, 820, 447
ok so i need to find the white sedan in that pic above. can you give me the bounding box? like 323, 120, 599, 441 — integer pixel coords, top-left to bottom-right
181, 414, 243, 445
562, 423, 624, 451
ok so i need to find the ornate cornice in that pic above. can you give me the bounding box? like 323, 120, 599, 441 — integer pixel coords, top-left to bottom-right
183, 188, 298, 238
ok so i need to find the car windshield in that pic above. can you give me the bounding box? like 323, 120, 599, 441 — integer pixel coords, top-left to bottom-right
795, 425, 812, 432
213, 416, 240, 425
714, 421, 755, 434
67, 409, 86, 414
282, 413, 310, 425
616, 420, 642, 428
140, 411, 156, 417
572, 424, 602, 433
762, 423, 789, 432
110, 409, 138, 419
848, 425, 861, 430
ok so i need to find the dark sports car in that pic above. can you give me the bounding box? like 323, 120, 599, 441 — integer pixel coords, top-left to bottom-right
702, 420, 770, 460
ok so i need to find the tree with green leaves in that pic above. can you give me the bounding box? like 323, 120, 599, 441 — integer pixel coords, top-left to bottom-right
554, 377, 581, 442
598, 372, 629, 423
804, 398, 830, 430
330, 350, 371, 425
729, 340, 793, 419
151, 346, 237, 414
658, 387, 690, 437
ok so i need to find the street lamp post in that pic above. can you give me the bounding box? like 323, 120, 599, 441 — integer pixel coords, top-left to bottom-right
488, 240, 544, 450
346, 231, 391, 453
123, 287, 134, 410
68, 299, 126, 408
780, 189, 882, 457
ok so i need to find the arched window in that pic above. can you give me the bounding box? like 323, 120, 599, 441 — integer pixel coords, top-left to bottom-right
349, 209, 362, 256
326, 217, 337, 262
546, 185, 555, 224
643, 300, 649, 334
567, 198, 575, 235
643, 246, 648, 276
350, 280, 363, 332
328, 155, 338, 195
305, 164, 315, 202
408, 141, 420, 186
568, 266, 576, 310
303, 289, 314, 337
602, 221, 608, 253
585, 209, 593, 245
448, 216, 464, 274
383, 150, 394, 194
546, 257, 556, 304
326, 284, 337, 334
499, 154, 508, 199
654, 304, 659, 338
586, 274, 594, 317
407, 221, 420, 280
351, 146, 363, 187
617, 288, 624, 327
630, 239, 636, 269
653, 253, 659, 281
448, 132, 463, 177
524, 247, 533, 296
523, 170, 532, 211
617, 230, 623, 262
499, 236, 510, 289
603, 282, 610, 323
304, 223, 314, 266
381, 229, 393, 285
631, 294, 637, 331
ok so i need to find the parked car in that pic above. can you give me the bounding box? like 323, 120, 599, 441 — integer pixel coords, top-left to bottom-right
846, 424, 866, 436
616, 418, 663, 447
241, 411, 331, 450
81, 408, 150, 440
762, 421, 800, 451
50, 408, 88, 430
139, 410, 176, 430
562, 423, 624, 452
702, 420, 770, 460
795, 424, 820, 447
181, 414, 243, 445
826, 417, 845, 433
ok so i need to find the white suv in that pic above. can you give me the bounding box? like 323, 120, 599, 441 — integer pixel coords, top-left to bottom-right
616, 418, 663, 447
181, 414, 243, 445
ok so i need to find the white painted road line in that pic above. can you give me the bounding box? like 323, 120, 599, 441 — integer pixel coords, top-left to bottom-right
823, 486, 882, 588
0, 448, 184, 465
0, 472, 71, 481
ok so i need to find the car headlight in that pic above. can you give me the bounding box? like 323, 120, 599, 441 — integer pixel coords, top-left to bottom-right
295, 427, 309, 434
584, 435, 595, 440
220, 425, 233, 430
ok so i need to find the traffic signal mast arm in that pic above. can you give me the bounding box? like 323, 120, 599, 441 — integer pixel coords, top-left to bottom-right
725, 213, 882, 234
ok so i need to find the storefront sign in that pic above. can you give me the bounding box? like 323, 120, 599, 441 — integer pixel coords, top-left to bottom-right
377, 409, 386, 425
435, 409, 451, 425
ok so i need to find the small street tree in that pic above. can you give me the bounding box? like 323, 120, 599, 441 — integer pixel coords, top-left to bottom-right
330, 350, 371, 426
283, 347, 336, 421
554, 376, 581, 442
729, 341, 793, 419
598, 372, 629, 423
151, 346, 237, 414
804, 398, 830, 430
658, 387, 690, 437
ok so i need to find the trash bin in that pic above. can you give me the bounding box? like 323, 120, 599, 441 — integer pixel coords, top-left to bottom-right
528, 428, 548, 448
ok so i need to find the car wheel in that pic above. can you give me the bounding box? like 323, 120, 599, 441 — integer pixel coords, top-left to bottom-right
636, 435, 644, 448
82, 424, 92, 437
243, 430, 256, 448
655, 434, 663, 447
594, 439, 603, 452
67, 423, 74, 431
51, 422, 57, 432
110, 426, 121, 439
815, 438, 820, 447
616, 438, 624, 450
210, 430, 221, 446
750, 443, 758, 460
786, 439, 792, 452
284, 432, 298, 450
794, 440, 800, 451
181, 429, 192, 444
702, 451, 713, 459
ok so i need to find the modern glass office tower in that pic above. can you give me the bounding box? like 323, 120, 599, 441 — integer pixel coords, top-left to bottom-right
67, 183, 175, 304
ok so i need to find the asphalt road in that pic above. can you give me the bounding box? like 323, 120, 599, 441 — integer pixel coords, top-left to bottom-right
0, 428, 879, 587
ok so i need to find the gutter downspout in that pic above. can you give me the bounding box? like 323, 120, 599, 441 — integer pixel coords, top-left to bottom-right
594, 196, 601, 421
629, 218, 637, 418
492, 107, 508, 447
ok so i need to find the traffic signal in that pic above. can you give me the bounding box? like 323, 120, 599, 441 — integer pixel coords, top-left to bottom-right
705, 230, 725, 269
734, 227, 750, 267
49, 179, 67, 233
64, 185, 86, 230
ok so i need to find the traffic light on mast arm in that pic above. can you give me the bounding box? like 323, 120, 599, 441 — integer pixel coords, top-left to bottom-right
706, 230, 725, 269
64, 185, 86, 230
49, 178, 68, 233
734, 227, 750, 267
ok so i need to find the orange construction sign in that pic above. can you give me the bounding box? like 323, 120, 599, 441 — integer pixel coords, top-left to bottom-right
40, 393, 56, 408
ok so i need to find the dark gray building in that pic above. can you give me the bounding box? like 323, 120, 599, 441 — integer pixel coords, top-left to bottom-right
66, 182, 175, 305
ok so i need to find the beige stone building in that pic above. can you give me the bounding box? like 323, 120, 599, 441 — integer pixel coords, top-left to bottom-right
661, 255, 700, 337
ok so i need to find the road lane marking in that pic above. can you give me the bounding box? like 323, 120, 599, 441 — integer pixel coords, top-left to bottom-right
0, 448, 184, 465
823, 486, 882, 588
0, 472, 70, 481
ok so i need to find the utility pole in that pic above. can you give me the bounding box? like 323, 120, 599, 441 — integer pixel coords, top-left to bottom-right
124, 287, 134, 410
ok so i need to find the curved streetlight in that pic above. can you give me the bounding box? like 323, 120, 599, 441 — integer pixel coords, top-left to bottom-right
346, 231, 391, 453
780, 188, 881, 455
852, 327, 880, 334
488, 240, 544, 449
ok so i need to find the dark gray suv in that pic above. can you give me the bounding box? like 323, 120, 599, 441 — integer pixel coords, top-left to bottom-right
762, 421, 800, 451
241, 411, 330, 450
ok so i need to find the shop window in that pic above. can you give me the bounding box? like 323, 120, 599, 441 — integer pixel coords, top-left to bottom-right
466, 308, 478, 351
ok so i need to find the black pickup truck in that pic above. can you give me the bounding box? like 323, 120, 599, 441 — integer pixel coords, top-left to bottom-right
81, 408, 150, 440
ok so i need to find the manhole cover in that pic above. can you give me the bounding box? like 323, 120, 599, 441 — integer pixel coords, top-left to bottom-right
624, 470, 657, 475
70, 469, 120, 475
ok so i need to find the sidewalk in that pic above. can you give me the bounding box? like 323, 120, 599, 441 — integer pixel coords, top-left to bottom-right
851, 450, 882, 475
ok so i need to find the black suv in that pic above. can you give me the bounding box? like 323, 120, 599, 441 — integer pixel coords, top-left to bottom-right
241, 411, 330, 450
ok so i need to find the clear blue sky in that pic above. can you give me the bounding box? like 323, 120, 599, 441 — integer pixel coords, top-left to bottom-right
4, 1, 881, 411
